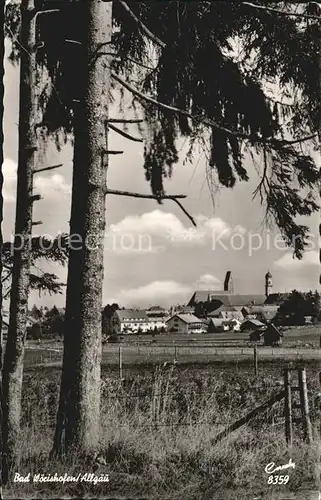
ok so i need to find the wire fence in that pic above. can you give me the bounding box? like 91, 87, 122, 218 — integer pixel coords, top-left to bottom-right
24, 344, 321, 370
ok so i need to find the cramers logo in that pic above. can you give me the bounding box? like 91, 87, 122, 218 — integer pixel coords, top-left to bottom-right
265, 458, 296, 474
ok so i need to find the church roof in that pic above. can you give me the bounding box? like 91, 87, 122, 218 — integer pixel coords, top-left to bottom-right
188, 290, 229, 305
188, 292, 266, 307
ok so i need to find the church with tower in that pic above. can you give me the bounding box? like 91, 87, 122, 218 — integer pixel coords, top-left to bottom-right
188, 270, 286, 310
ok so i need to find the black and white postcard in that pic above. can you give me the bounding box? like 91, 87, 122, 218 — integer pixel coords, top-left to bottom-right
0, 1, 321, 499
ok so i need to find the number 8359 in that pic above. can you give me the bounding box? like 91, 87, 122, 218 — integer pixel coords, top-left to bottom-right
268, 475, 289, 485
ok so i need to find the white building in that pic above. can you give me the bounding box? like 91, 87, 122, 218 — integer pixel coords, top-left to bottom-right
145, 306, 168, 330
116, 309, 152, 334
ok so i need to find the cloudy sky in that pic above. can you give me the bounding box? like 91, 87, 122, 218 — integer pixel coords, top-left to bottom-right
3, 42, 320, 309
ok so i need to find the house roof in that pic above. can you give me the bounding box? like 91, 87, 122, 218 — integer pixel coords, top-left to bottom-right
167, 313, 203, 325
116, 309, 150, 322
208, 303, 243, 314
242, 318, 266, 327
175, 306, 195, 314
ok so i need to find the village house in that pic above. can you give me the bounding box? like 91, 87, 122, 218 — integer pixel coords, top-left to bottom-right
242, 305, 278, 323
114, 309, 152, 334
249, 328, 265, 343
263, 323, 283, 346
208, 318, 230, 332
166, 313, 207, 334
229, 318, 242, 331
145, 305, 168, 330
240, 318, 266, 332
249, 323, 283, 346
208, 305, 244, 321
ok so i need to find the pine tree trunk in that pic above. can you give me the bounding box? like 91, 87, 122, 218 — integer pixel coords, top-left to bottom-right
52, 0, 112, 455
0, 1, 5, 494
1, 0, 36, 482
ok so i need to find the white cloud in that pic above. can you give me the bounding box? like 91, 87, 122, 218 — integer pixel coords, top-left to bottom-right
34, 173, 70, 199
111, 210, 187, 236
3, 157, 17, 202
2, 159, 71, 204
110, 210, 241, 248
106, 273, 224, 307
196, 274, 221, 290
274, 250, 318, 270
107, 280, 191, 307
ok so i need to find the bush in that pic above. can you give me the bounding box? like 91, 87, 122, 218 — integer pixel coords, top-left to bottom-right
107, 334, 123, 343
27, 322, 42, 340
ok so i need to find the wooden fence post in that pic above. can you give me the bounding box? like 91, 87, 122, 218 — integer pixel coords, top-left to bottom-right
298, 368, 312, 444
284, 368, 293, 447
119, 345, 123, 381
174, 345, 177, 362
254, 345, 258, 376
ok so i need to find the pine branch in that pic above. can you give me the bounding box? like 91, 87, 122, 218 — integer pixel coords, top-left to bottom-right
108, 123, 143, 142
104, 150, 124, 155
106, 189, 196, 226
252, 142, 269, 203
106, 189, 186, 199
117, 0, 166, 48
280, 134, 317, 145
108, 118, 144, 124
171, 198, 196, 227
111, 72, 316, 148
242, 2, 321, 21
34, 9, 61, 20
110, 53, 155, 70
34, 164, 63, 174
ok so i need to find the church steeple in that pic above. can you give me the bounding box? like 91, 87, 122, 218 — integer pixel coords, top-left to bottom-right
265, 271, 272, 297
224, 271, 233, 293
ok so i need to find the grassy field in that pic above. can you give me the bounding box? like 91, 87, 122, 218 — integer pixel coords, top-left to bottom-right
22, 325, 321, 369
120, 325, 321, 347
7, 326, 320, 497
5, 358, 321, 499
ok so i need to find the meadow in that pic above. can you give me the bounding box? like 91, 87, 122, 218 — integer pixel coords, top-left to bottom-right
23, 324, 321, 369
5, 357, 321, 499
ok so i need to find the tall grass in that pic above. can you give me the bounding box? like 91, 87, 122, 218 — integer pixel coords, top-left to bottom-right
6, 363, 320, 499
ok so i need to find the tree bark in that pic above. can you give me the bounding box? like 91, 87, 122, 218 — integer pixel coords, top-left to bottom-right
0, 1, 5, 494
52, 0, 113, 455
1, 0, 37, 482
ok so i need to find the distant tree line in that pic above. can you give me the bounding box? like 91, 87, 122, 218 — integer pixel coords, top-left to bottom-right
28, 305, 64, 339
274, 290, 321, 326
